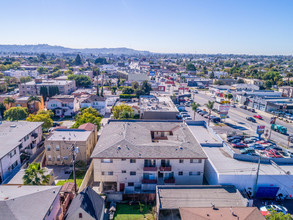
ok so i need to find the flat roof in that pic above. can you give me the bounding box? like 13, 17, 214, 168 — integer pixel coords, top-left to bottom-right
47, 129, 92, 142
0, 121, 43, 159
187, 124, 222, 146
156, 185, 248, 209
140, 96, 178, 112
22, 79, 73, 86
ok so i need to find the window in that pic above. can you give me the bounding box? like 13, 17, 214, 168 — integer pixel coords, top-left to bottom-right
57, 155, 61, 161
101, 159, 113, 163
47, 146, 51, 151
63, 156, 69, 160
10, 149, 16, 158
121, 159, 126, 161
102, 171, 113, 176
122, 170, 126, 173
79, 213, 83, 218
108, 171, 113, 175
101, 171, 105, 175
179, 159, 184, 163
56, 145, 60, 151
190, 159, 202, 163
48, 155, 52, 161
130, 171, 136, 176
189, 171, 201, 176
178, 171, 183, 176
130, 159, 136, 163
128, 182, 134, 186
10, 161, 18, 170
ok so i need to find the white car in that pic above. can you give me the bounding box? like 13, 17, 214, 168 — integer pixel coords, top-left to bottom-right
184, 117, 193, 121
260, 205, 288, 216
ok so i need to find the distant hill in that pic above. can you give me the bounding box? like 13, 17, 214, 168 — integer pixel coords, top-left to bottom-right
0, 44, 151, 55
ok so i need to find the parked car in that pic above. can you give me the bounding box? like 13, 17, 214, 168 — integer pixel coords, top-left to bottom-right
184, 117, 193, 121
263, 150, 275, 158
212, 117, 221, 123
227, 136, 244, 142
231, 139, 242, 144
240, 105, 247, 109
240, 147, 255, 154
246, 117, 256, 123
232, 142, 247, 148
199, 111, 208, 116
251, 108, 256, 113
260, 205, 288, 216
176, 115, 183, 119
253, 115, 263, 119
268, 149, 283, 158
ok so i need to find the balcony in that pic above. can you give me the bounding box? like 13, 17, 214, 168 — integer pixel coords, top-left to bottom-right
160, 166, 172, 171
142, 179, 157, 184
143, 167, 157, 171
164, 178, 175, 184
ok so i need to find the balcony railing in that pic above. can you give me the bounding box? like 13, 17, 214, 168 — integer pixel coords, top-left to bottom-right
143, 167, 157, 171
164, 178, 175, 184
142, 179, 157, 184
160, 166, 172, 171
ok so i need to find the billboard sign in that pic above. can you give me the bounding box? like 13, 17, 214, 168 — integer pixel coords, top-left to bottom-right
218, 104, 230, 114
257, 125, 265, 135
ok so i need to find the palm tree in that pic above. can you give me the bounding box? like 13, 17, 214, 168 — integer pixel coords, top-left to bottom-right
4, 97, 15, 108
28, 96, 41, 113
205, 101, 215, 126
23, 163, 50, 185
0, 102, 6, 119
191, 102, 200, 120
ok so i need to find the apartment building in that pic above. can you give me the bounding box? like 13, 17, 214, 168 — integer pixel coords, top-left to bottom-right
91, 121, 207, 193
80, 94, 107, 116
45, 125, 97, 166
19, 78, 76, 96
11, 96, 45, 114
0, 121, 43, 183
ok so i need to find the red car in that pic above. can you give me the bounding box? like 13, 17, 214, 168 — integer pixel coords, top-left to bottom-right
253, 115, 263, 119
268, 149, 283, 158
232, 142, 247, 148
263, 150, 275, 158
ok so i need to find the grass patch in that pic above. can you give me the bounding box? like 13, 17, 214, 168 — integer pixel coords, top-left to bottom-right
56, 170, 86, 187
114, 204, 155, 220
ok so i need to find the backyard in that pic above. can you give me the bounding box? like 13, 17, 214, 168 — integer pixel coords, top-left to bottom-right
114, 203, 155, 220
56, 170, 86, 187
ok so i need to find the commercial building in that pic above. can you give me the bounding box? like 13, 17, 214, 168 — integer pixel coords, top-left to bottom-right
0, 121, 43, 183
0, 185, 62, 220
91, 121, 207, 193
279, 86, 293, 98
140, 95, 179, 120
19, 78, 76, 96
45, 125, 97, 166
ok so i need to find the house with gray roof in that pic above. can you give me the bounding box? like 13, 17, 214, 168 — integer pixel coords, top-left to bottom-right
0, 121, 43, 184
0, 185, 62, 220
80, 94, 107, 116
91, 120, 207, 193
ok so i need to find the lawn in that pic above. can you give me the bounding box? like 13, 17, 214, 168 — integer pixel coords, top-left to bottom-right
56, 170, 86, 187
114, 204, 155, 220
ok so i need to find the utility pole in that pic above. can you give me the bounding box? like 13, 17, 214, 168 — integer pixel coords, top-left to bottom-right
71, 144, 78, 194
253, 156, 261, 198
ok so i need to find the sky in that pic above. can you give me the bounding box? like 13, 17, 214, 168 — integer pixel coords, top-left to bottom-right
1, 0, 293, 55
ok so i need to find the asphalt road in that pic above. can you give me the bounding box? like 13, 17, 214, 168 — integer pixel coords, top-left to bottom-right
190, 91, 293, 149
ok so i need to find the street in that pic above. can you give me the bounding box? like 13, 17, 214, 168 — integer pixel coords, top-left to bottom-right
189, 91, 293, 150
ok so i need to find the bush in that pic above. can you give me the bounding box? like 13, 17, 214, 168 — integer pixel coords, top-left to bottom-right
119, 94, 137, 99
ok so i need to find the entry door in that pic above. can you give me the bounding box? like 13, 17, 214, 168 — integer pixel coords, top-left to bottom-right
120, 183, 125, 192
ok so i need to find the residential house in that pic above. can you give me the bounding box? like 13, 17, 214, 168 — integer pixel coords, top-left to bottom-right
91, 121, 207, 194
46, 95, 79, 117
0, 185, 62, 220
10, 96, 44, 113
64, 186, 105, 220
0, 121, 43, 183
45, 126, 97, 166
80, 95, 107, 116
19, 78, 76, 96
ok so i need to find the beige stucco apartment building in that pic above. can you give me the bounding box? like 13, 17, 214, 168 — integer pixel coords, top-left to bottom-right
45, 123, 97, 165
91, 121, 207, 193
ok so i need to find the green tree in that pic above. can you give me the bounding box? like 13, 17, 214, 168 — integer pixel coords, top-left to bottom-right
40, 86, 48, 101
68, 74, 91, 87
28, 96, 41, 113
227, 93, 233, 100
265, 80, 273, 89
94, 57, 108, 65
36, 67, 48, 74
4, 97, 15, 108
37, 109, 54, 118
4, 107, 28, 121
72, 108, 102, 129
236, 79, 245, 84
265, 209, 292, 220
141, 80, 152, 95
26, 113, 53, 130
75, 54, 83, 66
96, 86, 100, 96
0, 103, 6, 118
23, 163, 51, 185
64, 69, 73, 75
132, 81, 139, 90
20, 76, 32, 83
113, 104, 134, 119
205, 101, 215, 126
122, 87, 134, 94
101, 86, 104, 97
209, 72, 215, 79
186, 63, 197, 71
191, 102, 200, 120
